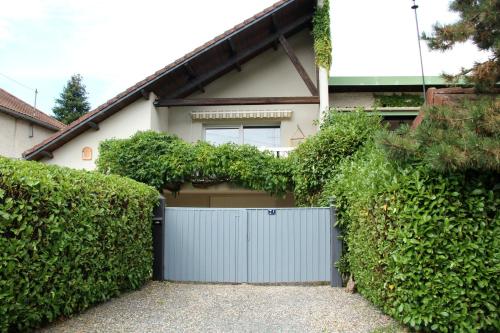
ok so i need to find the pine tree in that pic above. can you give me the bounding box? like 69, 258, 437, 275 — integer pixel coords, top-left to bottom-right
52, 74, 91, 124
378, 98, 500, 172
422, 0, 500, 91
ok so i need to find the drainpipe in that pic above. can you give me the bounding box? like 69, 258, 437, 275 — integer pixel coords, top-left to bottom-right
317, 0, 330, 124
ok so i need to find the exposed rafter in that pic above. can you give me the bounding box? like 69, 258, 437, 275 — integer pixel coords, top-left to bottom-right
140, 88, 149, 100
278, 35, 318, 96
154, 96, 319, 107
270, 15, 280, 50
40, 151, 53, 159
227, 38, 242, 71
160, 14, 312, 99
183, 63, 205, 93
88, 121, 99, 131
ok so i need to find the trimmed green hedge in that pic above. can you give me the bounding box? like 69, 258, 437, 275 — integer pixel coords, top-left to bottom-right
327, 145, 500, 332
0, 157, 158, 331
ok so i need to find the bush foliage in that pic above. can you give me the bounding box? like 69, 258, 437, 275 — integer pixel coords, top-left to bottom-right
329, 146, 499, 332
312, 0, 332, 70
290, 110, 382, 205
0, 157, 158, 331
374, 93, 424, 107
317, 101, 500, 332
97, 131, 293, 196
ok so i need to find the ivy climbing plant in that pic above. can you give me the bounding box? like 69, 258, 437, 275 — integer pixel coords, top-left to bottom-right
374, 94, 424, 107
312, 0, 332, 70
97, 131, 293, 196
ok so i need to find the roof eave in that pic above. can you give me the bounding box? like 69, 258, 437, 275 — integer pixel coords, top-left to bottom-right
0, 106, 63, 131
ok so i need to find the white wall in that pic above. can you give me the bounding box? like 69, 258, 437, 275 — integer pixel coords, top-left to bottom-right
44, 98, 153, 170
0, 112, 55, 158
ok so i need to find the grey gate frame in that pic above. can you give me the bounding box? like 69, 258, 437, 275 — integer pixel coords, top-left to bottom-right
157, 207, 341, 286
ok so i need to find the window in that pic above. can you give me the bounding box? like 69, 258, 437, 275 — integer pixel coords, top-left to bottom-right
243, 126, 280, 147
205, 125, 280, 148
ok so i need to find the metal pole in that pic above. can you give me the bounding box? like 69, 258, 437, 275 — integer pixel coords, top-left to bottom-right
412, 0, 427, 104
34, 89, 38, 109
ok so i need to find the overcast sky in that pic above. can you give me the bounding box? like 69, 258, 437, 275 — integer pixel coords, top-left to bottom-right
0, 0, 489, 114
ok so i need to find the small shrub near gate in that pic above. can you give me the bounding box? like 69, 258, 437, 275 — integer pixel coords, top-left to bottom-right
0, 157, 158, 331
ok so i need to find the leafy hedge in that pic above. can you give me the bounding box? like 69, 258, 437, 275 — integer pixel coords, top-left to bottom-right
0, 157, 158, 331
318, 101, 500, 332
328, 145, 499, 332
290, 110, 382, 205
97, 131, 292, 196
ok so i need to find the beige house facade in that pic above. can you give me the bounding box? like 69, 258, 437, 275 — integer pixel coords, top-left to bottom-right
0, 88, 64, 158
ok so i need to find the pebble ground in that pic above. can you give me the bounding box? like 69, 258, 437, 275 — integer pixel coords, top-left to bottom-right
41, 281, 396, 333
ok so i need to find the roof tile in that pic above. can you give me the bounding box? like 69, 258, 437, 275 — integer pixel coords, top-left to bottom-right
0, 88, 65, 130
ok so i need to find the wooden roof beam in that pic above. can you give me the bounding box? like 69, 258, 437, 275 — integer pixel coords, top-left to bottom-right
184, 63, 205, 93
278, 35, 318, 96
40, 151, 53, 159
227, 39, 242, 71
271, 15, 279, 50
140, 88, 149, 100
88, 121, 99, 131
161, 14, 312, 99
154, 96, 319, 107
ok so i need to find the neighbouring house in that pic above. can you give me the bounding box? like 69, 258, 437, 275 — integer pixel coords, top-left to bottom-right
329, 76, 465, 129
20, 0, 461, 207
0, 88, 65, 158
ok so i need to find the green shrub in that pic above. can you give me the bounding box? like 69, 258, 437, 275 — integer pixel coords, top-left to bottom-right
290, 110, 382, 205
0, 157, 158, 331
374, 93, 424, 107
97, 131, 293, 196
312, 0, 332, 70
331, 145, 500, 332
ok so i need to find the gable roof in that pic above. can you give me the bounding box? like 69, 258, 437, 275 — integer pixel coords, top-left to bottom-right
0, 88, 65, 131
24, 0, 316, 160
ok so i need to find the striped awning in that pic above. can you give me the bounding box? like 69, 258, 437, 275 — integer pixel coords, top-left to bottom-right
191, 110, 292, 120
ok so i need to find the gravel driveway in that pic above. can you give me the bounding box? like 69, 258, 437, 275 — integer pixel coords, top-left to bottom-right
41, 282, 396, 333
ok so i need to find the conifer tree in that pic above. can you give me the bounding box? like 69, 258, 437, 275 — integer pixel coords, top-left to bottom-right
52, 74, 91, 124
423, 0, 499, 91
378, 98, 499, 172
